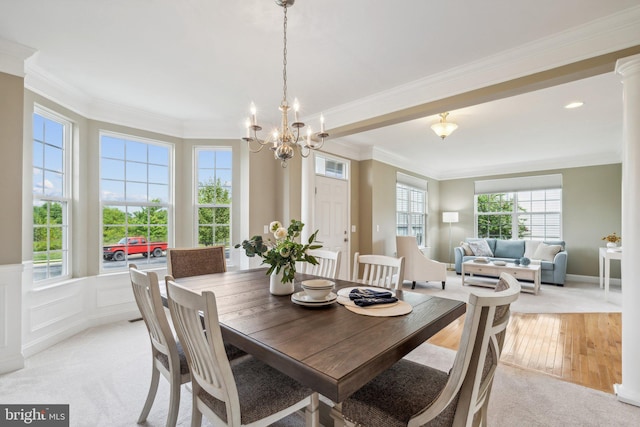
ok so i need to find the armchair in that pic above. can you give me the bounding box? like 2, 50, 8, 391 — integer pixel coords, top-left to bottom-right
396, 236, 447, 290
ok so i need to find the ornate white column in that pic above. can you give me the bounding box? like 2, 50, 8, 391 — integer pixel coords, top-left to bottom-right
614, 53, 640, 407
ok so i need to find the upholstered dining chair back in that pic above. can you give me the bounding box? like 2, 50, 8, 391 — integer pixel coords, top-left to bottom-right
396, 235, 447, 290
352, 252, 405, 290
129, 264, 190, 427
166, 246, 226, 279
338, 273, 520, 427
165, 279, 320, 426
298, 249, 341, 280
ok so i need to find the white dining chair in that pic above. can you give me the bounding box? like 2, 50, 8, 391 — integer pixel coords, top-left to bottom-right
129, 264, 190, 427
297, 249, 341, 280
333, 272, 521, 427
396, 235, 447, 290
352, 252, 405, 290
165, 279, 320, 427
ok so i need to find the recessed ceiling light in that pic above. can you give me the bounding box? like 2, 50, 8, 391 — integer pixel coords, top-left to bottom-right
564, 101, 584, 109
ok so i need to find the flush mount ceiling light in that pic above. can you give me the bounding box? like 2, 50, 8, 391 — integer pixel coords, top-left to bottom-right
241, 0, 328, 168
564, 101, 584, 109
431, 112, 458, 140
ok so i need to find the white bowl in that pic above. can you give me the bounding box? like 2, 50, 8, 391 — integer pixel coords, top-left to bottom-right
301, 280, 334, 300
301, 279, 334, 289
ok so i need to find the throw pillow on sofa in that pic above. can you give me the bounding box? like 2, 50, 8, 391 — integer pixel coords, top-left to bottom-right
459, 241, 473, 256
523, 240, 542, 258
532, 243, 562, 261
468, 239, 494, 257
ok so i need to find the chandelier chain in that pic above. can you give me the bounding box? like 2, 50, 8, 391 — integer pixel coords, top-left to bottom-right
282, 3, 288, 105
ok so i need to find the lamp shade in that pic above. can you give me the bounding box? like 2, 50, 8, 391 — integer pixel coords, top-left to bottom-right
431, 112, 458, 139
431, 122, 458, 139
442, 212, 459, 223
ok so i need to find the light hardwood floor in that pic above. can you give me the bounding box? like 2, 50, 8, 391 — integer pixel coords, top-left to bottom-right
428, 312, 622, 394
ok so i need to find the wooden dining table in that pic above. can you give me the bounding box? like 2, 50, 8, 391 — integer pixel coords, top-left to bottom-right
169, 268, 466, 403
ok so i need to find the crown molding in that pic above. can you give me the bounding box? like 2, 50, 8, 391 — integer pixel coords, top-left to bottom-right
0, 38, 36, 77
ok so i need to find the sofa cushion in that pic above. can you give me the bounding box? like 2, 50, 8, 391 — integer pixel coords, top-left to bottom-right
494, 240, 525, 259
533, 243, 562, 261
467, 239, 494, 257
523, 240, 542, 258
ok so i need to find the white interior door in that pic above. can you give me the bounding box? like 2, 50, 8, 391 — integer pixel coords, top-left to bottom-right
315, 175, 349, 280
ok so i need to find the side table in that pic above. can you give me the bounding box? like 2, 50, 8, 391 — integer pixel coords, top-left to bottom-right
598, 247, 622, 301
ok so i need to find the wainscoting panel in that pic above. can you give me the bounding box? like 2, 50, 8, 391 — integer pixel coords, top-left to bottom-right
0, 263, 25, 374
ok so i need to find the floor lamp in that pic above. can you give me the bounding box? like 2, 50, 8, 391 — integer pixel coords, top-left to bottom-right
442, 212, 459, 271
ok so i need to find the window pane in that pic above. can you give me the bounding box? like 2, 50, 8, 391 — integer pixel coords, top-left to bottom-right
126, 140, 147, 162
101, 158, 125, 180
148, 144, 169, 165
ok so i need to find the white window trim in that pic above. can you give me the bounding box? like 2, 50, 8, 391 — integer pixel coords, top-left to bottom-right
33, 105, 73, 284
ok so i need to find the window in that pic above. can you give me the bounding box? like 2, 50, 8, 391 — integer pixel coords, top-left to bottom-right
476, 188, 561, 239
315, 155, 348, 180
100, 133, 172, 269
32, 109, 72, 282
396, 183, 426, 246
195, 148, 232, 255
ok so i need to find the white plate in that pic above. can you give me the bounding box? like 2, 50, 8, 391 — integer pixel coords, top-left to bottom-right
345, 300, 412, 317
291, 291, 337, 304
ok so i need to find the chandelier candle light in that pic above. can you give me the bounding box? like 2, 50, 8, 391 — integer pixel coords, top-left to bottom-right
242, 0, 328, 168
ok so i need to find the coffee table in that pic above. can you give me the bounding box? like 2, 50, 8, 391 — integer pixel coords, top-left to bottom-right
461, 260, 541, 295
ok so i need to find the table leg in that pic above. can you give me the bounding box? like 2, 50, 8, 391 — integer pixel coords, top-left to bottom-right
461, 264, 466, 286
534, 269, 540, 295
604, 256, 610, 301
599, 251, 604, 289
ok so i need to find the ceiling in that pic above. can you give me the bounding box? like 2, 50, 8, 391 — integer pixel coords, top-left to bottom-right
1, 0, 640, 179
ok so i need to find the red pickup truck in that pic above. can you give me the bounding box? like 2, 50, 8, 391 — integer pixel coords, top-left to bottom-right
103, 237, 168, 261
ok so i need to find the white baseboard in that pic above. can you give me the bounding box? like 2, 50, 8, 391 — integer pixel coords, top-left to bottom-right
565, 273, 621, 286
0, 354, 24, 375
615, 383, 640, 407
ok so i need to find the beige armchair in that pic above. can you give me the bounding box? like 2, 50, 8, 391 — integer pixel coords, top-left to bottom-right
396, 235, 447, 290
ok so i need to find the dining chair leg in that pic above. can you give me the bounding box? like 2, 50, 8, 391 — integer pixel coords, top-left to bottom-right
442, 280, 446, 290
305, 393, 320, 427
138, 365, 160, 423
190, 401, 202, 427
166, 379, 181, 427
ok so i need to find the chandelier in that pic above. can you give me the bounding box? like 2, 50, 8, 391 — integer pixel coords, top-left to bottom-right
242, 0, 328, 168
431, 112, 458, 140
